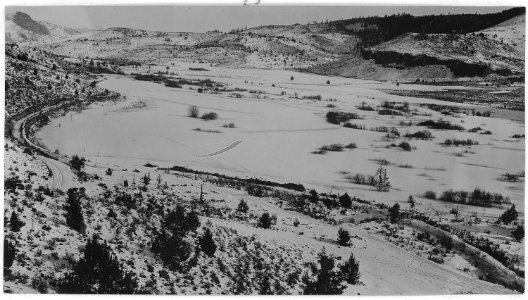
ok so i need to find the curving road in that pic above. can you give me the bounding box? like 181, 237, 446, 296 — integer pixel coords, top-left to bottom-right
12, 103, 76, 190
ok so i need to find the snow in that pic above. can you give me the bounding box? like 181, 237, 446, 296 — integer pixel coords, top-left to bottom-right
36, 67, 525, 216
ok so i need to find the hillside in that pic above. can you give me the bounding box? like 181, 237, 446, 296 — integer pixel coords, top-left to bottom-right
24, 24, 356, 70
9, 8, 525, 80
362, 13, 525, 77
5, 11, 81, 43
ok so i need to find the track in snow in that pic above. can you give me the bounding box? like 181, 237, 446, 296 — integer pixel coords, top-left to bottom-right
198, 140, 243, 157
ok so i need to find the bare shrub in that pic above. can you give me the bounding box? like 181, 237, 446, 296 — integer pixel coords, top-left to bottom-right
188, 105, 199, 118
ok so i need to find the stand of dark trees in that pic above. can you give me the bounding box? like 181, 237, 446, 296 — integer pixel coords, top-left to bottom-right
330, 7, 525, 48
361, 50, 513, 77
169, 165, 305, 192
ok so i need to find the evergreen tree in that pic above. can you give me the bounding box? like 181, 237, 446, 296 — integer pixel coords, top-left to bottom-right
309, 189, 319, 203
374, 166, 391, 192
303, 249, 345, 295
339, 193, 352, 208
4, 239, 17, 275
151, 231, 191, 271
64, 188, 86, 234
9, 211, 25, 232
59, 235, 139, 294
236, 199, 249, 213
258, 212, 272, 229
199, 227, 217, 257
340, 253, 361, 284
512, 226, 524, 242
500, 205, 518, 224
142, 174, 151, 186
337, 228, 351, 246
152, 205, 198, 271
162, 205, 200, 235
388, 203, 400, 223
185, 210, 201, 233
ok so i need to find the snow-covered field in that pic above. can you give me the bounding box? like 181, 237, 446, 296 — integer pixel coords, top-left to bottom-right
36, 66, 525, 215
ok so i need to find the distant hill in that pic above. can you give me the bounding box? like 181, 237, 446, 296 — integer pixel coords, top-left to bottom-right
5, 11, 81, 43
7, 8, 525, 81
328, 7, 525, 48
362, 13, 525, 77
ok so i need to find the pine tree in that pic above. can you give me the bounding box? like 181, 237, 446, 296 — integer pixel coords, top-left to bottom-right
64, 188, 86, 234
340, 253, 361, 284
303, 249, 345, 295
4, 239, 17, 275
142, 173, 151, 186
337, 228, 351, 246
339, 193, 352, 208
236, 199, 249, 213
375, 166, 391, 192
151, 231, 191, 271
512, 226, 524, 242
9, 211, 25, 232
152, 205, 198, 271
185, 210, 201, 233
199, 227, 217, 257
500, 205, 518, 224
59, 235, 139, 293
388, 203, 400, 223
258, 212, 272, 229
309, 189, 319, 202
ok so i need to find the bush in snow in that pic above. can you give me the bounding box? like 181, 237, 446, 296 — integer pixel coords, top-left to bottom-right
69, 155, 85, 172
188, 105, 199, 118
201, 112, 218, 121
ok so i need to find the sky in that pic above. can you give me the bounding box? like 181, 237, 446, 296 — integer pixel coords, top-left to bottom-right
6, 5, 513, 33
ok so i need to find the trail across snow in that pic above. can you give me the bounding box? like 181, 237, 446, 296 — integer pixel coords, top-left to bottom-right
198, 140, 243, 157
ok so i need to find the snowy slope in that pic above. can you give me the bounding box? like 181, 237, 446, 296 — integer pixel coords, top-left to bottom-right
366, 14, 525, 74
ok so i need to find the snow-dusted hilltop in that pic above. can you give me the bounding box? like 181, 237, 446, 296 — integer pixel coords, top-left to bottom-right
7, 8, 525, 80
364, 13, 525, 76
5, 11, 82, 43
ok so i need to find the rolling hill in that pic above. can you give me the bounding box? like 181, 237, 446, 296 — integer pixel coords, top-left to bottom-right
6, 7, 525, 80
5, 11, 81, 43
362, 14, 525, 77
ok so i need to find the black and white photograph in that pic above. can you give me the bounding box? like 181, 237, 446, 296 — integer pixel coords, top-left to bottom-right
3, 1, 526, 295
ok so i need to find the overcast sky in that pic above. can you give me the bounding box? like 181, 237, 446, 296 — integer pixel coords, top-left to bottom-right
6, 5, 512, 32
